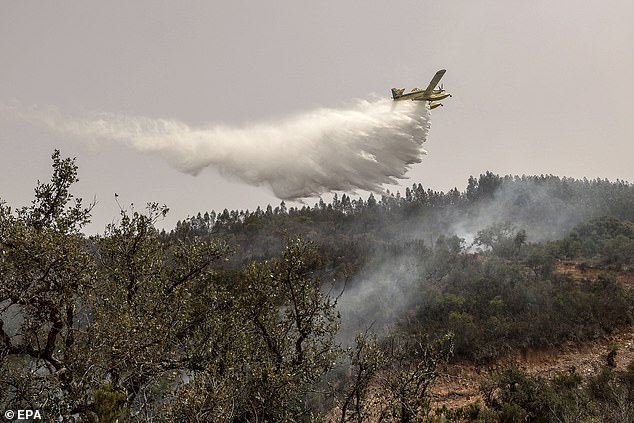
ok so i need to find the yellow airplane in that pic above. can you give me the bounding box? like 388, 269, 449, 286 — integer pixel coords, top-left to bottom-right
391, 69, 451, 109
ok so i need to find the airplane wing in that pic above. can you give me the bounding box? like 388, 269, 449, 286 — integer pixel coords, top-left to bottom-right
423, 69, 446, 94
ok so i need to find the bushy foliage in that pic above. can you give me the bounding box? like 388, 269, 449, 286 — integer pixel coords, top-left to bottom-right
330, 331, 454, 423
474, 362, 634, 423
397, 241, 633, 361
550, 216, 634, 269
0, 152, 341, 421
3, 152, 634, 420
0, 150, 96, 416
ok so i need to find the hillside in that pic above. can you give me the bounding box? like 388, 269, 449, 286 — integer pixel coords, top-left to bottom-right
2, 152, 634, 421
430, 261, 634, 414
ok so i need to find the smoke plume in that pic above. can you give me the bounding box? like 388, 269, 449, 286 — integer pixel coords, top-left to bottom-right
1, 99, 430, 199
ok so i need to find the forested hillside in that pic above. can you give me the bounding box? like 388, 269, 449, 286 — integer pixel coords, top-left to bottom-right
2, 152, 634, 421
172, 170, 634, 267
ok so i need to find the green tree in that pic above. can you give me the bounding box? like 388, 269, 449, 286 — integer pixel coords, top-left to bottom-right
0, 150, 95, 416
165, 236, 341, 422
91, 202, 230, 419
334, 332, 385, 423
0, 151, 231, 420
474, 222, 525, 258
379, 332, 454, 422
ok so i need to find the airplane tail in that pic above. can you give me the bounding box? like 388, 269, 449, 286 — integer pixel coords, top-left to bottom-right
391, 88, 404, 99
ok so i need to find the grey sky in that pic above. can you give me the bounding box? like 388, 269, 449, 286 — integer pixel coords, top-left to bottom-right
1, 1, 633, 233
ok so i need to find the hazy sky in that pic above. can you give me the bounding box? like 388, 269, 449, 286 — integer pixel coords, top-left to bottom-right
1, 1, 633, 233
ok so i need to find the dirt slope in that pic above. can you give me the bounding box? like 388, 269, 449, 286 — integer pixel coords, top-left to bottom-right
430, 263, 634, 410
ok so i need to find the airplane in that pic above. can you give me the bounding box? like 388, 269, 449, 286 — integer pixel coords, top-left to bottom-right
391, 69, 451, 109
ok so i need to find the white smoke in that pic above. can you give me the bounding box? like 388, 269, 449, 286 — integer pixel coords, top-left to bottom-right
336, 253, 422, 346
1, 99, 430, 199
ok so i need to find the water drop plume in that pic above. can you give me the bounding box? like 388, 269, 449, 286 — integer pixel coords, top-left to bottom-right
2, 99, 431, 199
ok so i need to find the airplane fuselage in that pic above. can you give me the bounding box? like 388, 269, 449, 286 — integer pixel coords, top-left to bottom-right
394, 90, 451, 102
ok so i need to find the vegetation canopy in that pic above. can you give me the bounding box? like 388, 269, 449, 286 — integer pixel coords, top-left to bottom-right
2, 151, 634, 421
